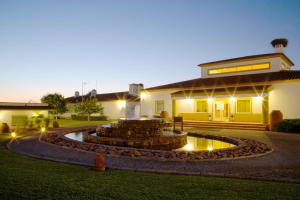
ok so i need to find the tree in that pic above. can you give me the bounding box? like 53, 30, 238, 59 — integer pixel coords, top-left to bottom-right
74, 97, 103, 121
41, 93, 67, 120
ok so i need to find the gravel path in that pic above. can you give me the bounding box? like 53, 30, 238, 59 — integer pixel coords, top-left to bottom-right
7, 128, 300, 183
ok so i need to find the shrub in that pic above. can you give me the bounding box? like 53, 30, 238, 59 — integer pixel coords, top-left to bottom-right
35, 118, 42, 128
276, 119, 300, 133
53, 121, 59, 128
0, 123, 10, 133
43, 118, 50, 128
71, 115, 107, 121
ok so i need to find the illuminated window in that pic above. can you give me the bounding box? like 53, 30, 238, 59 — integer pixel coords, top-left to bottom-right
208, 63, 270, 75
196, 100, 208, 112
236, 99, 251, 113
155, 100, 164, 114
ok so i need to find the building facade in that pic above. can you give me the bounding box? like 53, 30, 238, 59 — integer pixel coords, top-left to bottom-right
0, 102, 51, 127
140, 39, 300, 124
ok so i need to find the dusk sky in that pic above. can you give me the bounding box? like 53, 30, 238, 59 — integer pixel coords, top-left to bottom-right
0, 0, 299, 102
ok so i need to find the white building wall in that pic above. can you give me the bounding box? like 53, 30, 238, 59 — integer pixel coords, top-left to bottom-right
141, 90, 178, 117
269, 81, 300, 119
177, 99, 194, 113
0, 110, 48, 126
98, 101, 126, 120
201, 57, 290, 78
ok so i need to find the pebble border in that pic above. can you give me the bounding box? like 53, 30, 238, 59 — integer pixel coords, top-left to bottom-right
41, 128, 272, 162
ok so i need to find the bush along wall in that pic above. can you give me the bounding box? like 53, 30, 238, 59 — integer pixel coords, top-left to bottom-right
276, 119, 300, 133
71, 115, 107, 121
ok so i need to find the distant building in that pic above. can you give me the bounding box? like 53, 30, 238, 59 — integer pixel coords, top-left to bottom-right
0, 102, 52, 127
65, 84, 143, 119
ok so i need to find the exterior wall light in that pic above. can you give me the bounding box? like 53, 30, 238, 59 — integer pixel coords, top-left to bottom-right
117, 100, 126, 109
32, 112, 39, 117
184, 98, 194, 104
229, 97, 236, 102
207, 98, 214, 103
140, 92, 147, 100
41, 127, 46, 133
253, 96, 263, 101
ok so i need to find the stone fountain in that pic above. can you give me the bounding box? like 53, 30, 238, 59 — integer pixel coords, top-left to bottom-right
83, 118, 187, 150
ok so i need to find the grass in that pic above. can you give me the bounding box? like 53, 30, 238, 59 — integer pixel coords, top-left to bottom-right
1, 135, 300, 199
51, 119, 112, 127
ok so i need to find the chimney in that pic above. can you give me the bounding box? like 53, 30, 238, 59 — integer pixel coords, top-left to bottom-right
75, 91, 80, 97
129, 83, 144, 96
91, 89, 97, 97
271, 38, 288, 53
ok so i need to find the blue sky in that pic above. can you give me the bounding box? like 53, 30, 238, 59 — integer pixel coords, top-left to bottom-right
0, 0, 299, 102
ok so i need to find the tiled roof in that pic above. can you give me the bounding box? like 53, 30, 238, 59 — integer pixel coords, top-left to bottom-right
171, 85, 270, 96
65, 91, 140, 103
0, 102, 53, 110
198, 53, 294, 67
145, 70, 300, 91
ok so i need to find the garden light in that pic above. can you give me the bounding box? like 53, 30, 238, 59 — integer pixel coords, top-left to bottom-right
11, 132, 16, 138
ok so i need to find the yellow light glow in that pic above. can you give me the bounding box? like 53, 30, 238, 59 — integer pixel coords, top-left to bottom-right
253, 96, 263, 101
207, 98, 214, 103
208, 63, 270, 75
117, 100, 126, 109
140, 92, 147, 100
32, 112, 39, 117
207, 146, 213, 151
229, 97, 236, 102
11, 132, 16, 138
184, 98, 194, 104
41, 127, 46, 133
0, 113, 2, 120
183, 143, 193, 151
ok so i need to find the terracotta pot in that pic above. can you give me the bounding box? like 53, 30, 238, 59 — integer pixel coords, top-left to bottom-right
160, 111, 169, 119
270, 110, 283, 131
94, 154, 105, 171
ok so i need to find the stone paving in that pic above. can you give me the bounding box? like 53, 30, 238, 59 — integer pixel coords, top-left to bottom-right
7, 126, 300, 183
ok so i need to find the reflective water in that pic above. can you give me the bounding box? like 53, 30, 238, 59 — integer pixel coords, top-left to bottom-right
65, 132, 235, 151
176, 136, 235, 151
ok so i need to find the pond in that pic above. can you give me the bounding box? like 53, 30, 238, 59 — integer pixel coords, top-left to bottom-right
65, 132, 235, 151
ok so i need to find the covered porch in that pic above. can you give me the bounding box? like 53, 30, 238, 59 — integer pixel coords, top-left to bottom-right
172, 85, 269, 125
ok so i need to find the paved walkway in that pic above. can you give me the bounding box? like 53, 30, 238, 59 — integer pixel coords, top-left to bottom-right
7, 128, 300, 183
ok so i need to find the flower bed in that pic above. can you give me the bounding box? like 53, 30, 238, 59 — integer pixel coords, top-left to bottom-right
41, 128, 272, 162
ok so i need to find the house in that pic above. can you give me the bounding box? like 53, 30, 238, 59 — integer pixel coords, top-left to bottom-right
140, 39, 300, 128
65, 84, 142, 119
0, 102, 52, 127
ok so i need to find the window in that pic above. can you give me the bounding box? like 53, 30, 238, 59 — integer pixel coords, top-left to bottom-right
237, 99, 251, 113
208, 63, 270, 75
155, 100, 164, 114
196, 100, 208, 112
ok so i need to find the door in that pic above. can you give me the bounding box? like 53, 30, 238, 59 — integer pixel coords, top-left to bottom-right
213, 101, 224, 121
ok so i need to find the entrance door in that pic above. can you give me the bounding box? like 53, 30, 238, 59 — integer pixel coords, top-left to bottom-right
214, 101, 224, 121
213, 101, 229, 121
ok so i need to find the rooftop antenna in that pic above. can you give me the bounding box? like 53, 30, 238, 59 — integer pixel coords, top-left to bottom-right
81, 81, 87, 102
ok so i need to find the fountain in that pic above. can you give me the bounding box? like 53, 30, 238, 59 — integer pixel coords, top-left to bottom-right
83, 118, 187, 150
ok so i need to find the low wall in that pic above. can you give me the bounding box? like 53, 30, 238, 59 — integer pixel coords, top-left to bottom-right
233, 113, 262, 123
84, 131, 187, 150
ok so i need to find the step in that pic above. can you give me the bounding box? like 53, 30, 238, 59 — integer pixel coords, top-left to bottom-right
182, 121, 267, 131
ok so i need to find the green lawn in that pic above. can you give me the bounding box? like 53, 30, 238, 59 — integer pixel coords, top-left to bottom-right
52, 119, 112, 127
0, 135, 299, 199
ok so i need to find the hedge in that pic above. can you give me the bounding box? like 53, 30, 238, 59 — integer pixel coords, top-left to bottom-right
276, 119, 300, 133
71, 115, 107, 121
